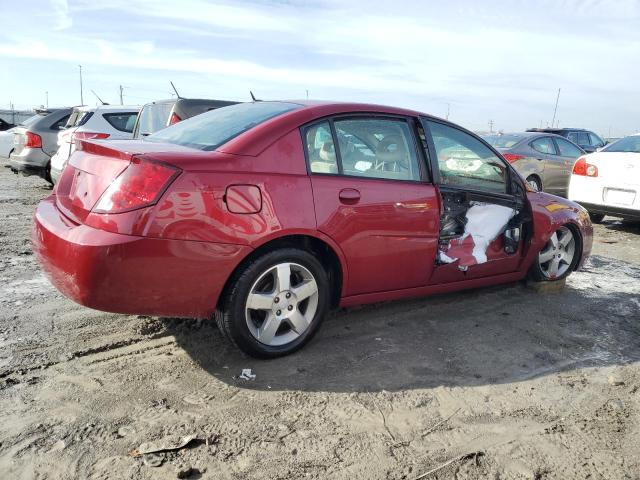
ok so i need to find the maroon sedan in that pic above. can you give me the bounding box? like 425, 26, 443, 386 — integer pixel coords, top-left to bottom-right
33, 101, 593, 357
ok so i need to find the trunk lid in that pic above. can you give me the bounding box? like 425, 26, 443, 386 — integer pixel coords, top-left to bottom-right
586, 152, 640, 187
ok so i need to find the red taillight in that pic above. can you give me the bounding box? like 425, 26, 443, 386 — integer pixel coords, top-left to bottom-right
73, 132, 110, 141
24, 131, 42, 149
92, 158, 180, 213
169, 112, 182, 125
572, 156, 598, 177
502, 153, 524, 163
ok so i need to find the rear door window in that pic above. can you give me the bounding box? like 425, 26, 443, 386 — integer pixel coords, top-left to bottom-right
103, 112, 139, 133
333, 118, 422, 181
555, 138, 583, 157
531, 137, 557, 155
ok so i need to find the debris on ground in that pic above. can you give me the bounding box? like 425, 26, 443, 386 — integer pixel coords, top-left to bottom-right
239, 368, 256, 380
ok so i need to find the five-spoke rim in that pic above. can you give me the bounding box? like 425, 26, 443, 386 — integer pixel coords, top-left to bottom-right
538, 226, 576, 279
245, 262, 319, 346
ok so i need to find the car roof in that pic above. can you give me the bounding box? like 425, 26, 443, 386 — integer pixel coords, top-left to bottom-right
75, 105, 140, 113
527, 127, 590, 133
218, 100, 441, 156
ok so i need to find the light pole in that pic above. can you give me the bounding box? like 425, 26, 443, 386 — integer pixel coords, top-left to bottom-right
79, 65, 84, 105
45, 91, 49, 109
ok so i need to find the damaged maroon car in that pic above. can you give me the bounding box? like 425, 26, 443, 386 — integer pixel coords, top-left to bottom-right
32, 101, 593, 358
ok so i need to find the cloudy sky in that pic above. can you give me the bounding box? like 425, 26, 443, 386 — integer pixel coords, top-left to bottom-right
0, 0, 638, 135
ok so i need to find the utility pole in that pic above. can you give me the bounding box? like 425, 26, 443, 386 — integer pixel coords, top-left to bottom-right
305, 89, 309, 100
446, 102, 450, 120
45, 91, 49, 109
10, 102, 15, 124
551, 88, 561, 128
119, 85, 124, 105
488, 119, 494, 133
79, 65, 84, 105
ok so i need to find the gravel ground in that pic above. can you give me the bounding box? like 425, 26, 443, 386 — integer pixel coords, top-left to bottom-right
0, 167, 639, 480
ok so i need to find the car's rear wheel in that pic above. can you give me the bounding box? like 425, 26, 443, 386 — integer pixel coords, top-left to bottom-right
529, 225, 580, 282
526, 175, 542, 192
589, 212, 605, 224
216, 248, 330, 358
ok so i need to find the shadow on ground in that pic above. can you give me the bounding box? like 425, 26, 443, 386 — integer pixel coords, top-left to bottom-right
166, 255, 640, 393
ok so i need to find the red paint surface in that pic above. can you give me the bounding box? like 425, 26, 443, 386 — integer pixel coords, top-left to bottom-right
33, 101, 593, 318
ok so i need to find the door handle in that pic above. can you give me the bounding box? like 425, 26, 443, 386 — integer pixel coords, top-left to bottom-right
338, 188, 360, 204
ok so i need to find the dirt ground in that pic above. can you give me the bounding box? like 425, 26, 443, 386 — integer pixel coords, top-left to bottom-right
0, 166, 639, 480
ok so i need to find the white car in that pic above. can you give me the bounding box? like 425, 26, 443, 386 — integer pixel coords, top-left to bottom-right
50, 105, 140, 184
568, 134, 640, 223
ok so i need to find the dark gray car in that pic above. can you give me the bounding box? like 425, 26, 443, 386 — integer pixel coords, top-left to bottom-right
132, 98, 239, 138
526, 128, 606, 153
483, 132, 585, 197
8, 108, 72, 183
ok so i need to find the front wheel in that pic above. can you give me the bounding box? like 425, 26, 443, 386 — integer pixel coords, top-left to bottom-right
216, 248, 330, 358
529, 225, 580, 282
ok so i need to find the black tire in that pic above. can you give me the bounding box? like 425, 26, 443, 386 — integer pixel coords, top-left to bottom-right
589, 212, 605, 224
215, 248, 330, 358
526, 175, 542, 192
529, 224, 581, 282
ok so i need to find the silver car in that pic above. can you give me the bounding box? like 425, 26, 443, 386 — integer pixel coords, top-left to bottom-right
8, 108, 72, 183
483, 132, 585, 197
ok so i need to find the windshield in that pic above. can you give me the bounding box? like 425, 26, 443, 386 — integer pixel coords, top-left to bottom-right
20, 114, 46, 127
483, 134, 524, 148
602, 135, 640, 153
146, 102, 301, 151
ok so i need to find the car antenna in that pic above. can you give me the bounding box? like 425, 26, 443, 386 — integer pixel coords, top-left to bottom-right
170, 81, 183, 99
91, 90, 109, 105
250, 91, 262, 102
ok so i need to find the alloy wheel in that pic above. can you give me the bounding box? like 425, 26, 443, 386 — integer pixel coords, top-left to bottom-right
538, 226, 576, 279
245, 262, 319, 346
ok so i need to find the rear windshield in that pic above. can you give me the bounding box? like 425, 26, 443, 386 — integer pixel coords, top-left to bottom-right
602, 135, 640, 153
147, 102, 301, 151
20, 114, 46, 127
136, 102, 174, 136
103, 112, 138, 133
483, 134, 524, 148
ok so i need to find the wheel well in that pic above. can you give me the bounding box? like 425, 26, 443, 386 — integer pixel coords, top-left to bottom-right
564, 222, 583, 272
526, 174, 542, 188
217, 235, 343, 311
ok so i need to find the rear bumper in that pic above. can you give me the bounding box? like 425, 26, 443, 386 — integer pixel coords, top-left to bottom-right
33, 196, 251, 318
9, 149, 50, 177
576, 202, 640, 220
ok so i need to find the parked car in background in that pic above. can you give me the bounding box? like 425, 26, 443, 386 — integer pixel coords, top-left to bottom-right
483, 132, 585, 196
50, 105, 140, 184
33, 101, 593, 358
0, 118, 15, 131
1, 114, 47, 160
8, 108, 72, 183
527, 128, 606, 153
568, 134, 640, 223
132, 98, 238, 138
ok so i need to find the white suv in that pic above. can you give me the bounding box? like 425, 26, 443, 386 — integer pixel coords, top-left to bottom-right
50, 105, 140, 184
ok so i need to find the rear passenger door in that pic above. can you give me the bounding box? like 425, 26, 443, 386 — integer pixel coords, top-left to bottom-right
553, 137, 584, 196
305, 116, 440, 297
531, 136, 564, 195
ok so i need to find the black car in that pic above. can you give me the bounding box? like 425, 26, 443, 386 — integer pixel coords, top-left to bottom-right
526, 128, 606, 153
0, 118, 15, 131
132, 98, 239, 139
